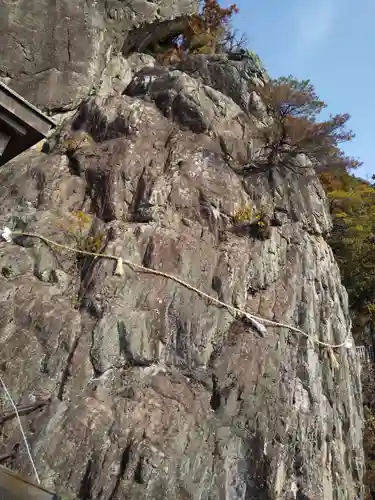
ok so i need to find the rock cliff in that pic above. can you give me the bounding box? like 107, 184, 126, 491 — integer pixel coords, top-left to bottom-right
0, 0, 198, 111
0, 3, 364, 500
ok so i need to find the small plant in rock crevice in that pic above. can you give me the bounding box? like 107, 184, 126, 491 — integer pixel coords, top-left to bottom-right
233, 205, 253, 224
61, 210, 91, 249
61, 130, 93, 155
232, 205, 272, 240
58, 210, 106, 309
60, 211, 104, 253
249, 207, 271, 240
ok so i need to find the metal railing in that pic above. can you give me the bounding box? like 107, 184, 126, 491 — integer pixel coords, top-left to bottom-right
356, 345, 374, 364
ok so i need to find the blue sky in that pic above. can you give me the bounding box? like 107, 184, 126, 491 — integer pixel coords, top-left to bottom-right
231, 0, 375, 181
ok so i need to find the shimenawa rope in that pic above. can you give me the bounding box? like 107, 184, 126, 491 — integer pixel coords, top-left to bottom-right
0, 225, 354, 481
0, 227, 352, 354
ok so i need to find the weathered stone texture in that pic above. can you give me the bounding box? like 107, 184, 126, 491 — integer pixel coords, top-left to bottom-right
0, 0, 198, 111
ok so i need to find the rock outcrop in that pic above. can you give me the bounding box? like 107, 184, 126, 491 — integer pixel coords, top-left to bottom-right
0, 5, 365, 500
0, 0, 198, 112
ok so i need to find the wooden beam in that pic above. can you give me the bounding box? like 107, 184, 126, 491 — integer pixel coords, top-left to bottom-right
0, 131, 11, 156
0, 111, 27, 136
0, 464, 60, 500
0, 81, 56, 166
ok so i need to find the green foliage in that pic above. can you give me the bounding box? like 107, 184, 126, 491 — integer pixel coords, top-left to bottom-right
320, 171, 375, 340
233, 205, 253, 224
250, 207, 271, 240
254, 207, 268, 227
84, 233, 106, 253
321, 171, 375, 498
231, 205, 271, 240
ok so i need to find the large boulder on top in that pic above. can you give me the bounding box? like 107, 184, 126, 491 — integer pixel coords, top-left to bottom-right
0, 0, 198, 112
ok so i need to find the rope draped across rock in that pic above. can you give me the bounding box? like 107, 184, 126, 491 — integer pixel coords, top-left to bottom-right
0, 225, 353, 487
1, 228, 352, 359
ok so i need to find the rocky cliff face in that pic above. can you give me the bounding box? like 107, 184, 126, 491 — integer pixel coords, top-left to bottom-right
0, 0, 197, 111
0, 4, 365, 500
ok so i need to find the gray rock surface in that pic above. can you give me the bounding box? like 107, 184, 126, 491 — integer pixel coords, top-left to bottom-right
249, 90, 268, 122
176, 53, 268, 113
121, 16, 192, 57
97, 54, 133, 97
0, 8, 365, 500
125, 66, 261, 165
0, 0, 198, 111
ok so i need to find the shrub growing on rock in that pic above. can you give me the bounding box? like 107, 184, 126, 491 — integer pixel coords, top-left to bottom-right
185, 0, 240, 55
61, 130, 93, 155
233, 205, 253, 224
182, 0, 240, 55
232, 205, 272, 240
60, 211, 105, 257
252, 76, 361, 171
148, 0, 243, 64
216, 27, 247, 53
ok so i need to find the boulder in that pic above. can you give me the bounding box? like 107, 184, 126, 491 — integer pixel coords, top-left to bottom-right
0, 0, 198, 112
